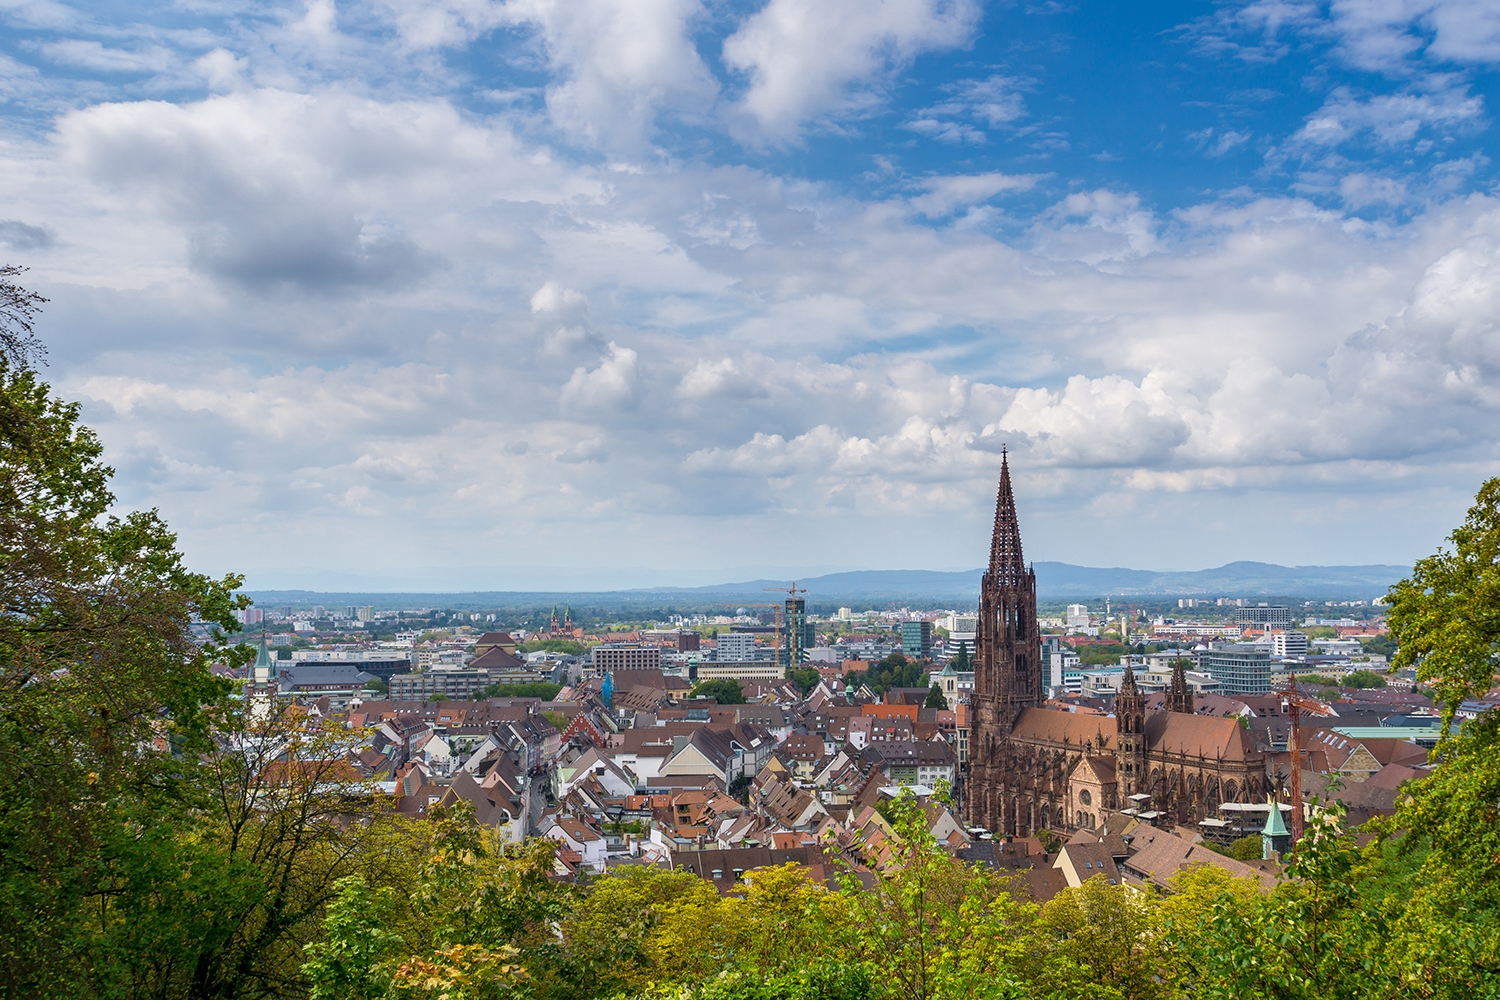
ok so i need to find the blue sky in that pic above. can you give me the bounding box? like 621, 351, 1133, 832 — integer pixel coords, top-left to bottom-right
2, 0, 1498, 590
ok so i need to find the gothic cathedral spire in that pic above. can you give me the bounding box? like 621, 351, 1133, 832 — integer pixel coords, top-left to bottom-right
1167, 657, 1194, 714
968, 449, 1043, 835
1116, 663, 1146, 797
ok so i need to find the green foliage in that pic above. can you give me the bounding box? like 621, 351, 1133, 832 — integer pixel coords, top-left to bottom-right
1341, 668, 1387, 689
789, 666, 821, 695
924, 683, 947, 709
1074, 643, 1130, 666
302, 876, 402, 1000
365, 675, 390, 693
948, 644, 971, 671
1206, 835, 1265, 862
1359, 633, 1397, 658
0, 359, 252, 998
1295, 674, 1340, 687
518, 639, 585, 655
471, 680, 563, 700
845, 653, 925, 695
1386, 476, 1500, 724
691, 678, 746, 703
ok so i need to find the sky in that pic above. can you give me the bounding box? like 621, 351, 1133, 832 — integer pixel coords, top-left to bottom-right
2, 0, 1499, 591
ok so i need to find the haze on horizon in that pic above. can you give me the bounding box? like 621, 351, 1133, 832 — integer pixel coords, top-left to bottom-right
2, 0, 1498, 592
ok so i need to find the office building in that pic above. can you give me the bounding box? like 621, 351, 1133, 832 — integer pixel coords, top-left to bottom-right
1236, 606, 1293, 627
946, 613, 977, 655
593, 644, 662, 674
781, 597, 815, 666
901, 620, 933, 660
716, 632, 759, 661
695, 661, 787, 683
1270, 631, 1309, 658
1203, 647, 1273, 695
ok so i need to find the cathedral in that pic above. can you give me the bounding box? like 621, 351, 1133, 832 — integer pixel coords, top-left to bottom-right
965, 451, 1269, 836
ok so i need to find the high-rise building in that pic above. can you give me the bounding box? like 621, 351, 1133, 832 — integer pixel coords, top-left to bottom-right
781, 598, 814, 666
901, 620, 933, 659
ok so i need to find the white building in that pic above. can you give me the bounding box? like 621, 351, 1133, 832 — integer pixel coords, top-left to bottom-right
715, 632, 759, 661
1270, 631, 1309, 658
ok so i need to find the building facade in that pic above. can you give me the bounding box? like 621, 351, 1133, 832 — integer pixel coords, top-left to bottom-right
593, 644, 663, 674
1203, 647, 1273, 695
901, 620, 934, 659
965, 452, 1270, 836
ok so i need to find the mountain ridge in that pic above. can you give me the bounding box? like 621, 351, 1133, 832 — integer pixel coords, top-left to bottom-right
243, 560, 1407, 606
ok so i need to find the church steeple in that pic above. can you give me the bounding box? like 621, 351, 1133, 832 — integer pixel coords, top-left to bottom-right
1116, 662, 1146, 797
1167, 657, 1194, 714
968, 449, 1042, 835
989, 447, 1027, 586
253, 635, 276, 687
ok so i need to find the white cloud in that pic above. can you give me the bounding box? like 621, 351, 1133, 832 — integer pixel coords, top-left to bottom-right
908, 172, 1045, 216
1292, 85, 1484, 149
38, 40, 174, 74
723, 0, 980, 143
561, 342, 639, 410
1027, 190, 1160, 264
495, 0, 717, 153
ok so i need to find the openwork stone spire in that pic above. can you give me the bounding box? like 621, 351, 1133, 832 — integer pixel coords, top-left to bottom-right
1168, 657, 1194, 714
988, 447, 1026, 587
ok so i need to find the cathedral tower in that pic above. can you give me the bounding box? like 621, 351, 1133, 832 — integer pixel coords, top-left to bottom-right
1115, 663, 1146, 797
1167, 657, 1194, 714
967, 449, 1042, 833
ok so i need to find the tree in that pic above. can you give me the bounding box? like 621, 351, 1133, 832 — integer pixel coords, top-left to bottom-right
691, 678, 746, 704
835, 791, 1033, 1000
924, 683, 947, 709
471, 681, 563, 700
0, 344, 249, 997
1341, 669, 1386, 689
0, 264, 47, 369
1386, 477, 1500, 726
789, 666, 821, 695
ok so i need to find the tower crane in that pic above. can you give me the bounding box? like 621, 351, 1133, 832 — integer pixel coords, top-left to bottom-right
1279, 677, 1326, 849
764, 583, 808, 667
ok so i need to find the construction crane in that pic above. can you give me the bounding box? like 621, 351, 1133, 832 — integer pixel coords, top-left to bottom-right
764, 583, 807, 667
1279, 677, 1326, 849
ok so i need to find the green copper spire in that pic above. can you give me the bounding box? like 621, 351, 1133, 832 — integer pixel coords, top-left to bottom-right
256, 636, 275, 679
1261, 796, 1291, 860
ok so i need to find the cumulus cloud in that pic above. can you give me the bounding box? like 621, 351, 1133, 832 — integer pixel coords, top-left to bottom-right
5, 0, 1500, 582
1027, 190, 1160, 264
561, 342, 639, 410
49, 88, 596, 293
723, 0, 980, 143
494, 0, 717, 154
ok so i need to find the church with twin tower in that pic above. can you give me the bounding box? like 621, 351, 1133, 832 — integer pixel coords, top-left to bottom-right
966, 451, 1269, 836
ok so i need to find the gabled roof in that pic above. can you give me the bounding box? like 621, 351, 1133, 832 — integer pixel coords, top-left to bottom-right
470, 645, 526, 670
1144, 711, 1258, 762
1011, 708, 1118, 750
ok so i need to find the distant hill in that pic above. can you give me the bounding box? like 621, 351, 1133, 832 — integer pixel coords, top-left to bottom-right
243, 560, 1408, 610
